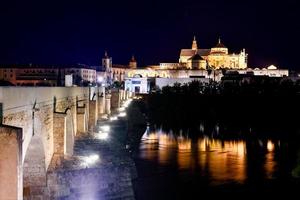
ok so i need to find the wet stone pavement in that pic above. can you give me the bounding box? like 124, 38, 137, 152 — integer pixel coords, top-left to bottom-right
47, 115, 137, 200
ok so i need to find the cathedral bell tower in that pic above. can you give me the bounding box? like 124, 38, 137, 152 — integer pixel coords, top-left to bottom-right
192, 36, 198, 51
129, 55, 137, 69
102, 51, 112, 84
102, 51, 112, 72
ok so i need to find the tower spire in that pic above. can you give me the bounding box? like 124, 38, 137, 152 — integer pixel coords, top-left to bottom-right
218, 37, 221, 44
131, 55, 135, 61
192, 35, 198, 50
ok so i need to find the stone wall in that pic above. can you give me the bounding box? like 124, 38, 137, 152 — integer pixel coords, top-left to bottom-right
0, 87, 94, 199
0, 125, 22, 200
111, 89, 121, 110
53, 113, 67, 155
88, 100, 97, 131
0, 86, 120, 199
0, 87, 90, 168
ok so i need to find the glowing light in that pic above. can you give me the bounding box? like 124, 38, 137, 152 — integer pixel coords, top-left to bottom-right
177, 137, 191, 151
82, 154, 99, 167
267, 65, 277, 70
146, 133, 159, 142
118, 107, 125, 112
97, 131, 109, 140
267, 140, 275, 152
100, 125, 110, 132
122, 99, 132, 108
110, 116, 118, 121
118, 112, 126, 117
97, 76, 103, 82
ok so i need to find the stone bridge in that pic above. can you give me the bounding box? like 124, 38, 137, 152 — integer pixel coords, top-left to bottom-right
0, 86, 132, 200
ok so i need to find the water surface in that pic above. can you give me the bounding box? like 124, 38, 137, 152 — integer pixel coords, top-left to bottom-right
133, 127, 300, 199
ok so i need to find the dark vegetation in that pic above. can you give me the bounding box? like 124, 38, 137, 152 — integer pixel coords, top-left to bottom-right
146, 77, 300, 139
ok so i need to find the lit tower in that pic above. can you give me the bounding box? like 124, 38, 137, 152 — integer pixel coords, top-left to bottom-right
102, 51, 112, 71
129, 55, 137, 69
192, 35, 198, 51
102, 51, 112, 84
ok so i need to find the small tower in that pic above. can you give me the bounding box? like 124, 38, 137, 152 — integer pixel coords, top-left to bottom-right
192, 35, 198, 50
102, 51, 112, 72
129, 55, 137, 69
102, 51, 113, 85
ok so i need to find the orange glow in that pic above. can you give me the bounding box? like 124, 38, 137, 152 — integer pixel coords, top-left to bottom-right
177, 137, 191, 151
265, 140, 276, 179
177, 150, 193, 170
198, 139, 246, 183
158, 134, 177, 164
146, 133, 159, 142
159, 134, 176, 147
138, 129, 279, 183
267, 140, 275, 152
177, 136, 193, 169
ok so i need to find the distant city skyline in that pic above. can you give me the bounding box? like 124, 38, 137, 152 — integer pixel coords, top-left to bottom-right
0, 0, 298, 69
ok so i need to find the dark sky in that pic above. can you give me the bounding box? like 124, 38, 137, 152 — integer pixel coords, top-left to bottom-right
0, 0, 299, 69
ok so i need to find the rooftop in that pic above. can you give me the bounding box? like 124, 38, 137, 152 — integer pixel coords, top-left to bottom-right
0, 64, 96, 70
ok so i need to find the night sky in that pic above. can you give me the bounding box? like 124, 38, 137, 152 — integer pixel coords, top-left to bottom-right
0, 0, 299, 69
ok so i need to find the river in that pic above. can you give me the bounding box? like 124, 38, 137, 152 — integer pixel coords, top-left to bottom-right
133, 125, 300, 199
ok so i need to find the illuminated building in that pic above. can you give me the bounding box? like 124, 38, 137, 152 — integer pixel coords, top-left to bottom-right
111, 37, 288, 82
0, 64, 97, 86
104, 37, 289, 93
179, 37, 248, 69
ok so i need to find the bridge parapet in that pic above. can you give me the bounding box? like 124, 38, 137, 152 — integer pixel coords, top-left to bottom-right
0, 87, 107, 199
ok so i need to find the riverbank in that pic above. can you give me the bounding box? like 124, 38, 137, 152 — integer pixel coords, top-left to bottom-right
146, 93, 300, 139
126, 100, 148, 150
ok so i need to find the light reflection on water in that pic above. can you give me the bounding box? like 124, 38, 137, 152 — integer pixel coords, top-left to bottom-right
139, 128, 278, 185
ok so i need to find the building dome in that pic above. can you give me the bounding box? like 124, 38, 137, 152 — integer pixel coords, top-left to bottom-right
214, 38, 226, 48
210, 38, 228, 54
267, 65, 277, 70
